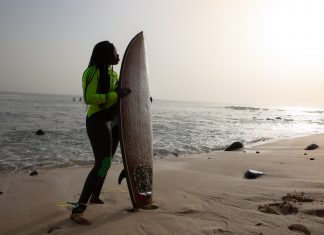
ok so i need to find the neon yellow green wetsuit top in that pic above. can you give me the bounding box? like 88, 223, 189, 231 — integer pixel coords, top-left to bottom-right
82, 66, 119, 118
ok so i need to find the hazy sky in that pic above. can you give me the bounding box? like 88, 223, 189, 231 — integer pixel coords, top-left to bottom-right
1, 0, 324, 108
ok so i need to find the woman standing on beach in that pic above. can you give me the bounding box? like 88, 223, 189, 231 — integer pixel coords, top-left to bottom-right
70, 41, 131, 225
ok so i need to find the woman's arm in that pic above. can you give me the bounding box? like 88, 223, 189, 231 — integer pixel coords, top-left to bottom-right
82, 68, 117, 105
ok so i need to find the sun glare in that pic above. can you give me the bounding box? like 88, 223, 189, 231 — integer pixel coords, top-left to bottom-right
262, 0, 324, 69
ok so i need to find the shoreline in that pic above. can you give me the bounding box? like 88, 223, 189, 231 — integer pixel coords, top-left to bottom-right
1, 132, 324, 176
1, 133, 324, 234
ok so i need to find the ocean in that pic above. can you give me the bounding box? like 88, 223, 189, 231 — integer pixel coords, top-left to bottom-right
1, 92, 324, 173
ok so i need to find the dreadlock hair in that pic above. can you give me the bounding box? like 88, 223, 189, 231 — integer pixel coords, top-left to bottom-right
84, 41, 118, 107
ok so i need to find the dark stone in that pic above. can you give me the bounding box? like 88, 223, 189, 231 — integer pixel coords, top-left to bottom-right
304, 144, 319, 150
256, 151, 260, 154
35, 129, 45, 135
310, 158, 315, 160
225, 142, 244, 151
172, 150, 179, 157
0, 191, 3, 195
275, 117, 281, 120
244, 169, 264, 179
304, 153, 308, 155
30, 171, 38, 176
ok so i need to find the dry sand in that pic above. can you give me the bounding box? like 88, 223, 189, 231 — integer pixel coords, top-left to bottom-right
1, 134, 324, 235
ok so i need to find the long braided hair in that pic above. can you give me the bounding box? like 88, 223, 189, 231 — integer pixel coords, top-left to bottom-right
84, 41, 117, 106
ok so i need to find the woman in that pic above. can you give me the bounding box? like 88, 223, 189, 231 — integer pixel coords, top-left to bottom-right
71, 41, 131, 225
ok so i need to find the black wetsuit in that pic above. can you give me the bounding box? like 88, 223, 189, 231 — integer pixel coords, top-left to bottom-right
74, 66, 120, 213
77, 105, 119, 209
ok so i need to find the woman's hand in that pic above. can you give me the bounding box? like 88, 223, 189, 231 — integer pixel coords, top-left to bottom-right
116, 88, 131, 98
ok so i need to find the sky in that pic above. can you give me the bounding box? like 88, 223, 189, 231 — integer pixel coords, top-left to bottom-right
1, 0, 324, 108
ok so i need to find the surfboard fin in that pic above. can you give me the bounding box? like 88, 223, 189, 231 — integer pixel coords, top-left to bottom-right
118, 169, 127, 185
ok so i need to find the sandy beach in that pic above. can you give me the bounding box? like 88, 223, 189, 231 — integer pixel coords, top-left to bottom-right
1, 134, 324, 235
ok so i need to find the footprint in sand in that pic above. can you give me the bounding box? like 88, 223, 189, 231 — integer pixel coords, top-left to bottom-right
201, 228, 234, 234
178, 209, 199, 215
258, 202, 298, 215
142, 204, 159, 210
126, 204, 159, 213
282, 192, 314, 203
47, 226, 62, 233
301, 209, 324, 218
288, 224, 311, 235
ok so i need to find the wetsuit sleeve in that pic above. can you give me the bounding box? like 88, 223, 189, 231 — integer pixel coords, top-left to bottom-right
83, 69, 118, 105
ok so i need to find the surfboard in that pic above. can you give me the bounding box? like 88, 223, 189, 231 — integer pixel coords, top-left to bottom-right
119, 32, 153, 209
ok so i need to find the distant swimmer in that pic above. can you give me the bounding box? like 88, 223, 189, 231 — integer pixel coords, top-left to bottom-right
73, 97, 76, 101
79, 97, 82, 102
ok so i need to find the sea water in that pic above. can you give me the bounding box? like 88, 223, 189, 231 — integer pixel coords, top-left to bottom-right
1, 92, 324, 173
